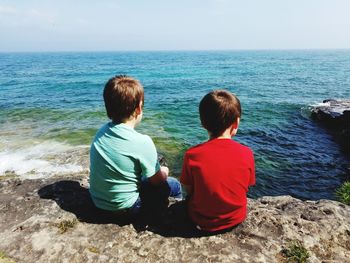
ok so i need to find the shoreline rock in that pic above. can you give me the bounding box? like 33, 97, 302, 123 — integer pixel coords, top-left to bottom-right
0, 175, 349, 262
311, 99, 350, 152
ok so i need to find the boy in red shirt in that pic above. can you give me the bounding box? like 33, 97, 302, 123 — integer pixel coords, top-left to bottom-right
180, 90, 255, 233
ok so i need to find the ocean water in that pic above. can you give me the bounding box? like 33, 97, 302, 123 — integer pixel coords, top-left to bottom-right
1, 50, 349, 200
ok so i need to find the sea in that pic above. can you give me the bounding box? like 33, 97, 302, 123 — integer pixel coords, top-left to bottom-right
1, 50, 349, 200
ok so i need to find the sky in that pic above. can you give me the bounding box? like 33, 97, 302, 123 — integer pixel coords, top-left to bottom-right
0, 0, 350, 52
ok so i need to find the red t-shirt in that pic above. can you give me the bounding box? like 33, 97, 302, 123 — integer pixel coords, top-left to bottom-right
180, 138, 255, 232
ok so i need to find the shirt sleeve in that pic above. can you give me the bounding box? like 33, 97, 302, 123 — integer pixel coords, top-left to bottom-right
139, 135, 161, 178
180, 152, 193, 186
249, 150, 256, 186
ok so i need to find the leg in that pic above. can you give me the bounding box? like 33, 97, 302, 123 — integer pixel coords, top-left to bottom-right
166, 177, 182, 200
138, 177, 182, 215
139, 178, 169, 213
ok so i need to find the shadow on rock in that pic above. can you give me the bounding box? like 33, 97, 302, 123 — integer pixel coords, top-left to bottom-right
37, 180, 205, 237
140, 201, 240, 238
145, 200, 203, 238
38, 180, 131, 226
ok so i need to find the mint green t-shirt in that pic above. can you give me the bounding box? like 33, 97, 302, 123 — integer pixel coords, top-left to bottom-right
89, 122, 160, 211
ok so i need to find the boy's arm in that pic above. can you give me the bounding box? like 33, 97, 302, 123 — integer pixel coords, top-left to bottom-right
139, 135, 167, 185
249, 150, 256, 186
180, 153, 193, 197
148, 166, 168, 185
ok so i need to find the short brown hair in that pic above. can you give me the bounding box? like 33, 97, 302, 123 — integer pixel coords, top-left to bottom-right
103, 75, 144, 123
199, 90, 241, 137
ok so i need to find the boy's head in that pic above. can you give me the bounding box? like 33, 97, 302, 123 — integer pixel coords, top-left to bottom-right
199, 90, 241, 138
103, 75, 144, 123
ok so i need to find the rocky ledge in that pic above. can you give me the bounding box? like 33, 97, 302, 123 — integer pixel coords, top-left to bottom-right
0, 175, 349, 263
311, 99, 350, 151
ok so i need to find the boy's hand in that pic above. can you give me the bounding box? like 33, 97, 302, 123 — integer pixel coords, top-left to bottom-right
160, 166, 169, 177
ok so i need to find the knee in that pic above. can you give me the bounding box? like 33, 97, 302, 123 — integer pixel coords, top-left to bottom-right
166, 177, 182, 199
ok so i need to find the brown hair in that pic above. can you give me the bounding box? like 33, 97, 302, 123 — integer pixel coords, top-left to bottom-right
199, 90, 241, 138
103, 75, 144, 123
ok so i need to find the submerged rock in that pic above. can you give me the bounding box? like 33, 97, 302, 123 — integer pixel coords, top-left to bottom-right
0, 175, 349, 262
311, 99, 350, 151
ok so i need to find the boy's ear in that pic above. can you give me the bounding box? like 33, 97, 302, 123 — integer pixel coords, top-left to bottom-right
233, 117, 240, 129
135, 101, 143, 115
230, 117, 240, 136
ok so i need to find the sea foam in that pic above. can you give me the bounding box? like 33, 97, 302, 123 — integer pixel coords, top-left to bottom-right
311, 102, 331, 107
0, 141, 85, 179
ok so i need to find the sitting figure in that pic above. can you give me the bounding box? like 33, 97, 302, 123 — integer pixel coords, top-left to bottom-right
180, 90, 255, 233
89, 75, 182, 219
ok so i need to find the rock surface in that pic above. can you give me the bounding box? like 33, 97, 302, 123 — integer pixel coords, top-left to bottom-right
311, 99, 350, 151
0, 175, 350, 263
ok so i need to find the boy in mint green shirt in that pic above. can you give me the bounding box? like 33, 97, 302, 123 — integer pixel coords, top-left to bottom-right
89, 75, 182, 216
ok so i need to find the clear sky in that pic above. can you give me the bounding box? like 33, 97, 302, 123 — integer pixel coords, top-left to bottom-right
1, 0, 350, 51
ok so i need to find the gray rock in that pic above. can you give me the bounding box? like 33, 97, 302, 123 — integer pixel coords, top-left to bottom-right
311, 99, 350, 151
311, 99, 350, 124
0, 175, 349, 262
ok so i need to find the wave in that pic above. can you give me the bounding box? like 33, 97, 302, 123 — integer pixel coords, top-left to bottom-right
0, 141, 88, 179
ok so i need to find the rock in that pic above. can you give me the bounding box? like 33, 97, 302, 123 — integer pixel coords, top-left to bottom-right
311, 99, 350, 125
0, 175, 349, 262
311, 99, 350, 151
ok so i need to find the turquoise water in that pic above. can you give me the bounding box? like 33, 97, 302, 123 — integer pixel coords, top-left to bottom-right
1, 50, 350, 200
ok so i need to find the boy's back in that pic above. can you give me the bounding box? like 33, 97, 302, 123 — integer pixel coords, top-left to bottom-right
180, 89, 255, 233
90, 122, 160, 211
181, 138, 255, 232
89, 75, 182, 216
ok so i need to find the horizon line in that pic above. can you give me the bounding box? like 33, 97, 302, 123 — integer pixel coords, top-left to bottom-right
1, 48, 350, 54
